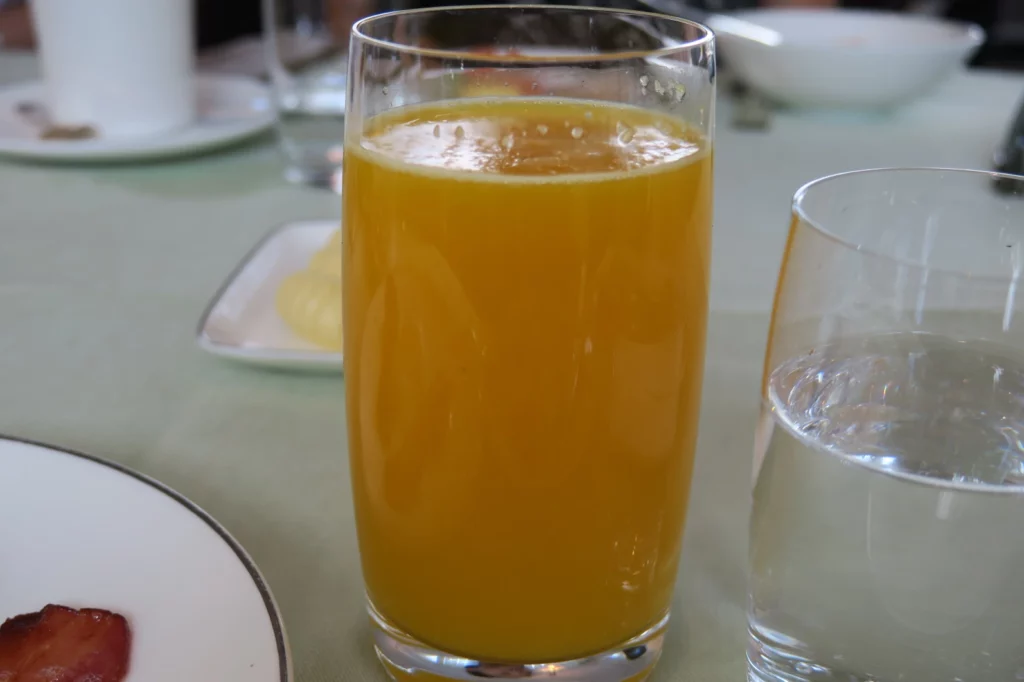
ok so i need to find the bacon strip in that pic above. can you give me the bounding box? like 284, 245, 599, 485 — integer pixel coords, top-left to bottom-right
0, 604, 131, 682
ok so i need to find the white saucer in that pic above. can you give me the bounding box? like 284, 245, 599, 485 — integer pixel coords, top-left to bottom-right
197, 219, 343, 373
0, 74, 274, 162
0, 436, 291, 682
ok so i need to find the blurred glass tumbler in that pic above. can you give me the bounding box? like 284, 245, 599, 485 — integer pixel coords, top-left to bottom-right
751, 169, 1024, 682
262, 0, 376, 188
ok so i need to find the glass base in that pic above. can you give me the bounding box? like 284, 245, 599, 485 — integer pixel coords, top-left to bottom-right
369, 601, 668, 682
283, 163, 343, 193
747, 624, 859, 682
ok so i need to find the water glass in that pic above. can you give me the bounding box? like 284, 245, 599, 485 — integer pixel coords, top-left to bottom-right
261, 0, 379, 188
751, 168, 1024, 682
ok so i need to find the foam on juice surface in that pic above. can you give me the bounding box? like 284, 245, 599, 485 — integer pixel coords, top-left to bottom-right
357, 98, 703, 179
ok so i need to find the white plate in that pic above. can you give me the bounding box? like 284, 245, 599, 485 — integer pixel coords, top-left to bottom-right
0, 436, 291, 682
197, 219, 343, 373
0, 74, 274, 162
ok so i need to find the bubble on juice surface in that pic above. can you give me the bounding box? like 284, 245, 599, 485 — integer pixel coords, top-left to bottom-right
616, 121, 635, 144
536, 124, 548, 135
432, 124, 441, 138
571, 126, 584, 140
454, 125, 465, 140
501, 133, 514, 151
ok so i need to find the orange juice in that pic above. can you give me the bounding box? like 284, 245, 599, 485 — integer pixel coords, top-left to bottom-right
343, 98, 711, 663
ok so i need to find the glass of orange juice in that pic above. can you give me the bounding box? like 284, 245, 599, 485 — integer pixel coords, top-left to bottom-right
343, 6, 714, 681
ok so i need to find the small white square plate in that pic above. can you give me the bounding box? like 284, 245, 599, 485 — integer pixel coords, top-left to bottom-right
197, 219, 343, 373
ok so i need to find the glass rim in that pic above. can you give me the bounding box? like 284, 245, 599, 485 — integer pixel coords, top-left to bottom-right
792, 166, 1024, 282
350, 4, 714, 65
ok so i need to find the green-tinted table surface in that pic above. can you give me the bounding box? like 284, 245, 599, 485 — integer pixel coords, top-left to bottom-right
1, 49, 1021, 681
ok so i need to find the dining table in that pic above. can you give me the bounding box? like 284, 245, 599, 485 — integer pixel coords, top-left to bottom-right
0, 48, 1021, 682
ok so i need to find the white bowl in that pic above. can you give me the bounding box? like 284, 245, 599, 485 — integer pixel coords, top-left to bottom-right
711, 9, 985, 110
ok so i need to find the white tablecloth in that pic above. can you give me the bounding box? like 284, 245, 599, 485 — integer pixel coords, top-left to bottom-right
713, 68, 1023, 312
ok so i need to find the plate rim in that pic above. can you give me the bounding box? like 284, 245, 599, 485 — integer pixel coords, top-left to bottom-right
0, 73, 275, 162
0, 433, 293, 682
195, 219, 344, 370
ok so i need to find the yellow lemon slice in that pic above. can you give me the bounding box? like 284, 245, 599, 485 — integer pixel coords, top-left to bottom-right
308, 229, 342, 278
275, 270, 343, 351
324, 227, 342, 251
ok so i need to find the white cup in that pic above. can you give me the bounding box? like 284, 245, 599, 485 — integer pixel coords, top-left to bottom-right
30, 0, 196, 138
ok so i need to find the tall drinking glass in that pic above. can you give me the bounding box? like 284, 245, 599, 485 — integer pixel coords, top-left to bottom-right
751, 168, 1024, 682
343, 6, 714, 681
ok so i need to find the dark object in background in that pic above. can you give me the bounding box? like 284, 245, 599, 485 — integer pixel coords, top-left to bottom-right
194, 0, 671, 50
992, 92, 1024, 192
194, 0, 1023, 69
946, 0, 1023, 69
196, 0, 262, 49
416, 1, 672, 53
